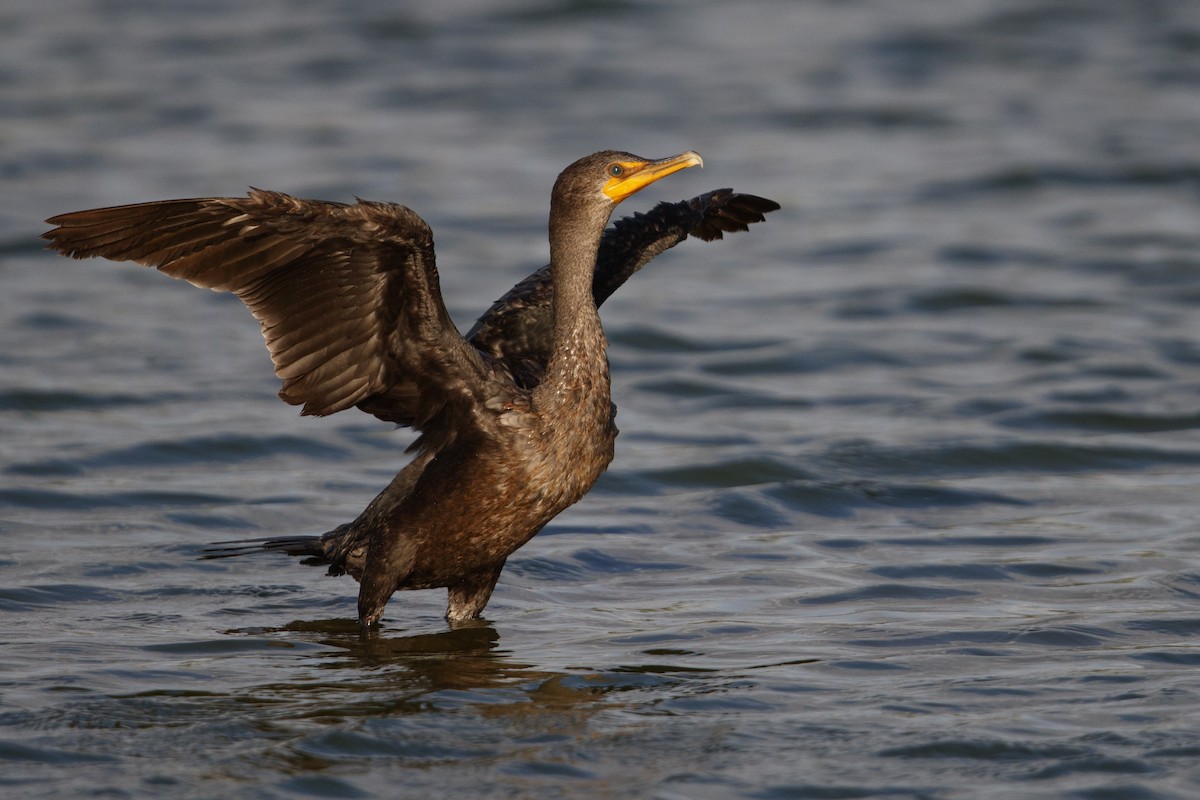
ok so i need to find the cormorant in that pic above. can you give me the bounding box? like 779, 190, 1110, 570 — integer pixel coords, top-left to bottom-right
43, 151, 779, 625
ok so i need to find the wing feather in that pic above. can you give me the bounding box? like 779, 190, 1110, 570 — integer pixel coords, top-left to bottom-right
44, 189, 495, 429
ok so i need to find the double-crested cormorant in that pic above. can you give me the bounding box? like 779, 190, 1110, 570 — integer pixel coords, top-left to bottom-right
207, 187, 779, 586
43, 151, 779, 625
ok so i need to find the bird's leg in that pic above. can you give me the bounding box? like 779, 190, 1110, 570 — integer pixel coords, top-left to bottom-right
357, 579, 391, 628
446, 559, 507, 622
356, 532, 418, 627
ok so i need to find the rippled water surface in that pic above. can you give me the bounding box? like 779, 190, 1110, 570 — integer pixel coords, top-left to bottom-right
4, 0, 1200, 797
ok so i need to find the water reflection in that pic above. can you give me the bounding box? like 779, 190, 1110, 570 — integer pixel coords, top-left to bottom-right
204, 620, 644, 777
228, 619, 611, 714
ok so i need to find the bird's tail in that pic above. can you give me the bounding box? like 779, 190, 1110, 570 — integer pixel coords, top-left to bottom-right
201, 523, 361, 578
201, 535, 333, 568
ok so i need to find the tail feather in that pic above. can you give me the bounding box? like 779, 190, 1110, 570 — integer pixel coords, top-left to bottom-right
201, 535, 331, 568
201, 525, 362, 578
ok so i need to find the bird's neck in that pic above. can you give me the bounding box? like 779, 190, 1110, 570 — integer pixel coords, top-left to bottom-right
537, 203, 610, 405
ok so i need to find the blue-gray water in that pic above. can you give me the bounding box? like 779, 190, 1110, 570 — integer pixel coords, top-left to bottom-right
4, 0, 1200, 797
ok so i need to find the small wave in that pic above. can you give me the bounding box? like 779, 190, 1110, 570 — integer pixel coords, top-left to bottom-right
1123, 617, 1200, 636
998, 408, 1200, 434
0, 740, 116, 765
907, 288, 1104, 313
140, 638, 311, 656
84, 433, 350, 470
703, 343, 907, 377
879, 737, 1086, 761
774, 105, 952, 131
815, 438, 1200, 479
0, 487, 236, 511
608, 324, 780, 354
937, 243, 1055, 267
798, 583, 976, 605
507, 548, 688, 583
1129, 651, 1200, 666
0, 387, 159, 413
767, 480, 1028, 519
636, 456, 813, 490
871, 563, 1011, 581
915, 161, 1200, 203
0, 583, 122, 612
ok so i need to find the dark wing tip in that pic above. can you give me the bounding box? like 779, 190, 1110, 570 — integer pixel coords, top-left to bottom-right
688, 192, 782, 242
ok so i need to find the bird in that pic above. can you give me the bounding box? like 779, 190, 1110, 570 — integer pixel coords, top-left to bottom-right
43, 151, 779, 625
202, 187, 779, 582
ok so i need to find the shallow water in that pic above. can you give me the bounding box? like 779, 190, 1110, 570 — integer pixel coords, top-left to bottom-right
4, 0, 1200, 797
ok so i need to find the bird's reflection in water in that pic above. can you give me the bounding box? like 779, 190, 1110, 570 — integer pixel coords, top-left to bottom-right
217, 617, 637, 778
229, 618, 623, 725
259, 618, 519, 693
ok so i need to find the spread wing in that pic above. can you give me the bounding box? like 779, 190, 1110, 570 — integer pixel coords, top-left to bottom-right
43, 189, 495, 431
592, 188, 781, 305
466, 189, 781, 380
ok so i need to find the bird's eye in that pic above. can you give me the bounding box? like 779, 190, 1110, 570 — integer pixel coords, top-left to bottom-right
608, 164, 624, 178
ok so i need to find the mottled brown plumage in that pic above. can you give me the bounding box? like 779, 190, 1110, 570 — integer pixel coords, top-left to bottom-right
205, 188, 779, 592
43, 151, 715, 625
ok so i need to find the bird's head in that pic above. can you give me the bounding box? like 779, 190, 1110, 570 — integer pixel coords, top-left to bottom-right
553, 150, 704, 209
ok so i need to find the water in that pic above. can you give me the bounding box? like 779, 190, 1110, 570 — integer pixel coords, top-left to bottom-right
3, 0, 1200, 797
